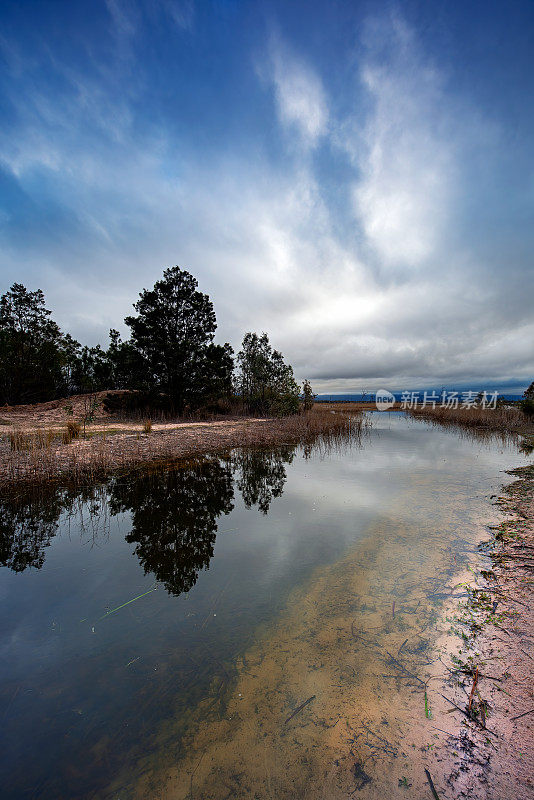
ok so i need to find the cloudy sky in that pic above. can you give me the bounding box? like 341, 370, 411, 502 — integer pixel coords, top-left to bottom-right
1, 0, 533, 393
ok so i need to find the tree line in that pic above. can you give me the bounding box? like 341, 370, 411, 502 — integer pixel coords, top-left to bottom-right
0, 266, 315, 415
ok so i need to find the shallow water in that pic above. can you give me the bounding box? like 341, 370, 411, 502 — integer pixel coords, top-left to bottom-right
0, 413, 529, 799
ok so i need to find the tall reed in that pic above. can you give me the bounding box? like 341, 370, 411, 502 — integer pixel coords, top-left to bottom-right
63, 420, 82, 444
408, 404, 527, 433
9, 429, 55, 451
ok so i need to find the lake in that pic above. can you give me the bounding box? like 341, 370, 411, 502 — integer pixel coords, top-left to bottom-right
0, 412, 528, 798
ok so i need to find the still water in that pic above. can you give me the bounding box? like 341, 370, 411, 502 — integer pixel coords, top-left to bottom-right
0, 413, 529, 799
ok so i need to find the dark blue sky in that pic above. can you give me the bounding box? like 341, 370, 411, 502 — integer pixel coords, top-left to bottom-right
0, 0, 533, 391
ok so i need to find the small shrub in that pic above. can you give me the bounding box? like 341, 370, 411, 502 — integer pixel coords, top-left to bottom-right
143, 419, 152, 434
67, 419, 81, 438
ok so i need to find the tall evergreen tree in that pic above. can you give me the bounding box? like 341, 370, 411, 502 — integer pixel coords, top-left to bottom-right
0, 284, 67, 404
100, 328, 143, 393
124, 266, 232, 412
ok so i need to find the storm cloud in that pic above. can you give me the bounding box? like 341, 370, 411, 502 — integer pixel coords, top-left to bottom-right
0, 1, 532, 392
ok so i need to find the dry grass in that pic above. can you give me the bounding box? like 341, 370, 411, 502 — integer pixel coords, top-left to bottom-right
8, 430, 26, 452
63, 419, 82, 444
315, 401, 381, 412
9, 428, 56, 451
407, 403, 529, 433
0, 406, 367, 490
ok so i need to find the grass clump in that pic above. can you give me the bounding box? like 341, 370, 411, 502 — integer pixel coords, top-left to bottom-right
9, 429, 56, 451
63, 420, 82, 444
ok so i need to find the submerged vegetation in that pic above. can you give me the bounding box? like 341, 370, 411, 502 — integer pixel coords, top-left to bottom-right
439, 461, 534, 797
0, 404, 531, 799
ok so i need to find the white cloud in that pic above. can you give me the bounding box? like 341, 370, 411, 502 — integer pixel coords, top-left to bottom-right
105, 0, 138, 40
264, 37, 328, 146
352, 16, 455, 268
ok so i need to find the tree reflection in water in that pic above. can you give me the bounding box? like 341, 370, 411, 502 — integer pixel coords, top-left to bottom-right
0, 485, 103, 572
0, 446, 296, 595
108, 457, 235, 595
232, 445, 295, 514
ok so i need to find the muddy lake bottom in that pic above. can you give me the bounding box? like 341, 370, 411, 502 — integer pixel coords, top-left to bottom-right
0, 412, 529, 799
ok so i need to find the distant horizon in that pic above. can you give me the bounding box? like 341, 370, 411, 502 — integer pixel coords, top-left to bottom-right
309, 378, 530, 397
314, 387, 526, 400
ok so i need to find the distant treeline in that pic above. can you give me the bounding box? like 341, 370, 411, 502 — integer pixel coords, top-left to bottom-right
0, 266, 315, 415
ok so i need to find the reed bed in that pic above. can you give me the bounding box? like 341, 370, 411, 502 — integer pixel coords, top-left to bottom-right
9, 428, 56, 451
407, 404, 528, 433
0, 407, 367, 490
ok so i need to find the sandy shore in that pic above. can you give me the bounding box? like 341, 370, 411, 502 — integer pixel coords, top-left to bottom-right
446, 463, 534, 799
400, 407, 534, 797
0, 393, 364, 488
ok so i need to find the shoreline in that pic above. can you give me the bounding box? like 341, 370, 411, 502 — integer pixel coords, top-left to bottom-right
407, 404, 534, 442
0, 404, 365, 490
444, 462, 534, 799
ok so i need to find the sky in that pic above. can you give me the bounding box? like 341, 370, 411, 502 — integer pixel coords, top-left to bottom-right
0, 0, 533, 394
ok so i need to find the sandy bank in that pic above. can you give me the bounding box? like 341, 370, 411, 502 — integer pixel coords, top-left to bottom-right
446, 463, 534, 799
0, 398, 364, 488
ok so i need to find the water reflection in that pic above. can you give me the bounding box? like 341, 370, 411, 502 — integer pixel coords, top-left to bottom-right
0, 493, 59, 572
0, 448, 299, 800
0, 485, 100, 572
232, 445, 295, 513
108, 458, 235, 595
0, 418, 529, 800
0, 447, 297, 592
